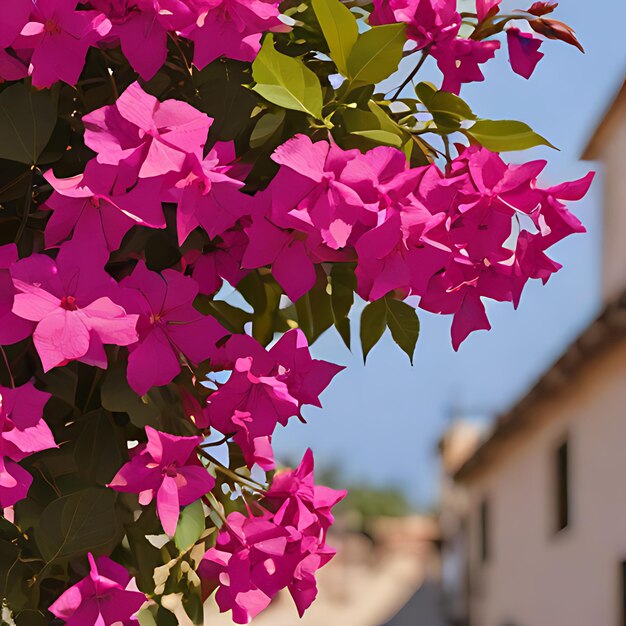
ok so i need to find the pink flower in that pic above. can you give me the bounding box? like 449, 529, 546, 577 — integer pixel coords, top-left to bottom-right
0, 383, 56, 508
432, 37, 500, 94
185, 229, 250, 296
0, 50, 28, 82
0, 245, 35, 346
90, 0, 198, 80
49, 553, 146, 625
83, 81, 211, 183
269, 135, 368, 250
108, 426, 214, 535
476, 0, 501, 22
415, 147, 593, 348
14, 0, 111, 88
263, 449, 346, 538
241, 214, 318, 302
507, 26, 544, 79
371, 0, 461, 51
165, 150, 251, 245
206, 330, 342, 469
0, 0, 31, 48
0, 383, 55, 462
44, 159, 166, 251
200, 450, 343, 623
207, 353, 300, 470
118, 262, 227, 396
185, 0, 288, 69
10, 242, 139, 372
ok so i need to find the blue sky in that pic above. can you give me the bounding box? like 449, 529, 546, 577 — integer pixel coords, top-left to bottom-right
270, 0, 626, 507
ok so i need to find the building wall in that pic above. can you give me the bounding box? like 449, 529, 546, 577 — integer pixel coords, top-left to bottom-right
596, 91, 626, 303
465, 337, 626, 626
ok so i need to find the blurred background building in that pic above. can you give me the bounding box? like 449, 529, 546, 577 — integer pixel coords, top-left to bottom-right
439, 80, 626, 626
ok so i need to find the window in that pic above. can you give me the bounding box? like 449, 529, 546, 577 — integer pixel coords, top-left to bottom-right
479, 499, 489, 563
555, 439, 570, 532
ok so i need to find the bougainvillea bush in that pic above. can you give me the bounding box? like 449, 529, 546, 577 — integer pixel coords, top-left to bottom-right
0, 0, 591, 623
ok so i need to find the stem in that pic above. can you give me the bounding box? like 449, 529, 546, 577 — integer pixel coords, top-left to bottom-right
204, 492, 228, 525
168, 33, 193, 77
391, 50, 429, 101
197, 448, 266, 492
200, 432, 236, 448
14, 169, 33, 243
0, 346, 15, 389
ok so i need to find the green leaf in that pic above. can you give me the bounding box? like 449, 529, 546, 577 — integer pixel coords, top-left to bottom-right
466, 119, 556, 152
249, 109, 286, 149
416, 82, 476, 132
294, 267, 334, 344
175, 500, 205, 552
0, 84, 57, 164
312, 0, 359, 75
330, 264, 355, 349
194, 60, 258, 142
360, 298, 387, 363
384, 296, 420, 364
252, 34, 324, 119
101, 362, 160, 428
350, 129, 402, 146
347, 24, 406, 86
137, 609, 158, 626
34, 488, 119, 563
74, 410, 123, 485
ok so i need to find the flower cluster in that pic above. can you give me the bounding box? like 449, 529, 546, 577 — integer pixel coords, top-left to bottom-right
371, 0, 577, 93
0, 0, 592, 621
206, 329, 344, 469
0, 0, 286, 86
259, 134, 593, 349
200, 450, 345, 624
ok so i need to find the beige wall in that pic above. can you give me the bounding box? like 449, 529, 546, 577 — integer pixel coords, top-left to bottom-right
464, 337, 626, 626
594, 91, 626, 303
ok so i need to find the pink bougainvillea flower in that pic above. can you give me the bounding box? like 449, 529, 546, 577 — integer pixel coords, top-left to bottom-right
108, 426, 213, 535
118, 262, 227, 395
207, 354, 300, 469
507, 26, 544, 79
371, 0, 461, 51
0, 245, 35, 346
0, 49, 28, 81
49, 553, 146, 625
83, 81, 211, 183
185, 0, 288, 69
476, 0, 501, 22
0, 383, 56, 463
44, 159, 166, 251
0, 0, 31, 48
0, 383, 56, 508
263, 449, 346, 537
90, 0, 198, 80
241, 215, 317, 302
165, 150, 251, 245
10, 242, 138, 372
200, 450, 343, 623
267, 329, 344, 409
206, 329, 341, 469
432, 37, 500, 94
185, 229, 250, 296
269, 134, 368, 249
412, 146, 592, 348
14, 0, 111, 88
